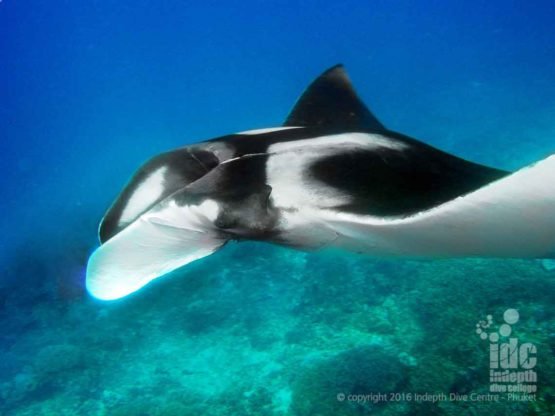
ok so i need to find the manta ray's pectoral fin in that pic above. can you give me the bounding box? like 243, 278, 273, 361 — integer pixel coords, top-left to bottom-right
284, 64, 386, 131
87, 197, 227, 301
321, 155, 555, 259
99, 147, 219, 243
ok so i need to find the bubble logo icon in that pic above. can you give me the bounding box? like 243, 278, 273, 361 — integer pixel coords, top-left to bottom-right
475, 314, 493, 341
476, 308, 518, 344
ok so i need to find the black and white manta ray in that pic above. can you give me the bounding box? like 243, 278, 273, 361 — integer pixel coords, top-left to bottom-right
86, 65, 555, 300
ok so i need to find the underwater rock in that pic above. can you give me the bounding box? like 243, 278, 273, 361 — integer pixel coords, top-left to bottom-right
78, 399, 106, 415
1, 371, 39, 405
182, 299, 237, 334
448, 366, 481, 394
34, 344, 86, 375
291, 344, 408, 416
541, 259, 555, 271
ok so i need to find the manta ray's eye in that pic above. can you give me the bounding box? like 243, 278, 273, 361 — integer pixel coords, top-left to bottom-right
215, 215, 238, 229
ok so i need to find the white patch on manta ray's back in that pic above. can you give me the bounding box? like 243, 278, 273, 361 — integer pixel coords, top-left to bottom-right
266, 132, 408, 210
120, 166, 168, 225
238, 126, 304, 135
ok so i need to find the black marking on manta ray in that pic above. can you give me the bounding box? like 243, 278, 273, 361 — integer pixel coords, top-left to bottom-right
170, 151, 281, 239
309, 130, 509, 217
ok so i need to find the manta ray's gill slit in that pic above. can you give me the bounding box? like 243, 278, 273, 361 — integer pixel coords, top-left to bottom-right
220, 152, 271, 166
187, 149, 215, 174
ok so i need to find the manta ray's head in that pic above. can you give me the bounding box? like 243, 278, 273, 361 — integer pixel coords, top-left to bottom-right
99, 145, 282, 244
88, 144, 279, 301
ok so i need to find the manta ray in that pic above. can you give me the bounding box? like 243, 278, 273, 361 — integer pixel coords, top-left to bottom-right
86, 65, 555, 300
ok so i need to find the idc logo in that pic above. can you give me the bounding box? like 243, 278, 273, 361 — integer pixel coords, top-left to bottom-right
476, 308, 537, 400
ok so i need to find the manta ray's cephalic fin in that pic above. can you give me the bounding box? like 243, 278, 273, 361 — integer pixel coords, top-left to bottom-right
87, 196, 227, 300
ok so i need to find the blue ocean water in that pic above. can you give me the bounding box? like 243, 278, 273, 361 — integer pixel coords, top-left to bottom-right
1, 1, 555, 415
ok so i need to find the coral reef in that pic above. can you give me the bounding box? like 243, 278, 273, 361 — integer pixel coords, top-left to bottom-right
1, 240, 554, 415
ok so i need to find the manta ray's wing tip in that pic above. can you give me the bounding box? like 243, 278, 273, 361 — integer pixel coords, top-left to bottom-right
86, 246, 150, 301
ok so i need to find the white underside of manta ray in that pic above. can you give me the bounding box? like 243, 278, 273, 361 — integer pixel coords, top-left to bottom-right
86, 65, 555, 301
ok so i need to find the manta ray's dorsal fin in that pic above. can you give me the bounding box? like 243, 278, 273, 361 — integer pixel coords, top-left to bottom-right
284, 64, 386, 131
